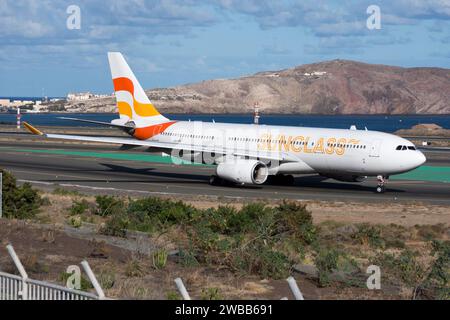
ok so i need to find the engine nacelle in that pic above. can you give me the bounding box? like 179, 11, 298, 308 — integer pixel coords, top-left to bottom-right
216, 160, 269, 185
321, 173, 367, 182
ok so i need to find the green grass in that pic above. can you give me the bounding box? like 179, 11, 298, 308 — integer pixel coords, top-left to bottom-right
391, 166, 450, 183
0, 147, 208, 166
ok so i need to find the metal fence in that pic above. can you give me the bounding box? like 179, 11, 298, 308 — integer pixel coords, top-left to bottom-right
0, 271, 99, 300
174, 276, 305, 300
0, 244, 106, 300
0, 272, 22, 300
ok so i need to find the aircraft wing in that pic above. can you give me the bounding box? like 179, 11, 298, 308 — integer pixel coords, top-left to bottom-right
23, 122, 296, 162
58, 117, 133, 129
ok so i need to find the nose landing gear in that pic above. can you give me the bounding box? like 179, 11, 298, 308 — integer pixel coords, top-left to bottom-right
376, 175, 388, 193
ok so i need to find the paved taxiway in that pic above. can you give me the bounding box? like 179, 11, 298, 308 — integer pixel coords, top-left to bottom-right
0, 140, 449, 205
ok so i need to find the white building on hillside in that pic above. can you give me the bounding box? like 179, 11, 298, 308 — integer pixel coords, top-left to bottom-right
67, 92, 94, 101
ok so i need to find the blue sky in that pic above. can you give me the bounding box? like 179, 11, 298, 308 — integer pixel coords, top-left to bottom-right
1, 0, 449, 96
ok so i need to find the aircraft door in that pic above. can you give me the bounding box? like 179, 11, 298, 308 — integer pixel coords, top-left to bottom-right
369, 139, 381, 158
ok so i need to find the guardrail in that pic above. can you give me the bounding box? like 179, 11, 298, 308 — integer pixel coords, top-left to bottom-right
0, 244, 106, 300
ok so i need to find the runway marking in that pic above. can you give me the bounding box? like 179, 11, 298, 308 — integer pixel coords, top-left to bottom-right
10, 168, 244, 195
17, 179, 450, 205
18, 179, 189, 196
2, 148, 213, 171
18, 179, 309, 201
1, 147, 206, 166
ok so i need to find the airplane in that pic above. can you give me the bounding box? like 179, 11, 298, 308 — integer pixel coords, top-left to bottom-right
23, 52, 426, 193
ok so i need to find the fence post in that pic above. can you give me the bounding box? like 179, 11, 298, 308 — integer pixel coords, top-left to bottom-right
6, 244, 28, 300
81, 260, 105, 300
286, 276, 304, 300
174, 277, 191, 300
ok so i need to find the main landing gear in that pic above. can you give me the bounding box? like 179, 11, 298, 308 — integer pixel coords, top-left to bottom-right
267, 174, 295, 186
209, 175, 233, 186
376, 175, 388, 193
209, 175, 222, 186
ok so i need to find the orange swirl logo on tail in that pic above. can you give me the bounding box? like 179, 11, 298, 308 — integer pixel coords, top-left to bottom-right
113, 77, 160, 118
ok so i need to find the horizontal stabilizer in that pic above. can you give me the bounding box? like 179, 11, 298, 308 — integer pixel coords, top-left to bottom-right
23, 122, 44, 135
58, 117, 134, 128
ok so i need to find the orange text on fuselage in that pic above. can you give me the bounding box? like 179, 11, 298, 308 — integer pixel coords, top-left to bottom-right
256, 134, 360, 156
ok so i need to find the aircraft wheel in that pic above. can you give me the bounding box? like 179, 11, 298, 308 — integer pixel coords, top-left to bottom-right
209, 175, 220, 186
267, 175, 294, 185
284, 175, 295, 185
376, 186, 385, 193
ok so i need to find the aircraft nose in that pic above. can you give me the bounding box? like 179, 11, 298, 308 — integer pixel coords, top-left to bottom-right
415, 151, 426, 167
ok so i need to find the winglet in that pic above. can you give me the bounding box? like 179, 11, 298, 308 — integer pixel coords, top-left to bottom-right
23, 122, 44, 136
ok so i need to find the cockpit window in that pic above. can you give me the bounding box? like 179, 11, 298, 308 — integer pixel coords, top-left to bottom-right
396, 145, 417, 151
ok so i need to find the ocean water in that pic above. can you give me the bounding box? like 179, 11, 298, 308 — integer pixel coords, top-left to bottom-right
0, 97, 64, 102
0, 113, 449, 133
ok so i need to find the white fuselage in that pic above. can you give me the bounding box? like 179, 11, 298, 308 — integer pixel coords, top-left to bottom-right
143, 121, 426, 178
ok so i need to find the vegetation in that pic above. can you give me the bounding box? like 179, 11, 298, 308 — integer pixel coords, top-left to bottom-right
125, 258, 145, 278
314, 247, 341, 287
152, 249, 168, 270
98, 271, 116, 290
99, 208, 129, 237
61, 193, 448, 296
375, 240, 450, 300
420, 240, 450, 300
167, 291, 182, 300
68, 215, 82, 228
3, 169, 446, 298
94, 195, 125, 217
1, 169, 42, 219
351, 224, 384, 248
69, 199, 90, 216
376, 249, 425, 288
201, 287, 222, 300
52, 187, 83, 196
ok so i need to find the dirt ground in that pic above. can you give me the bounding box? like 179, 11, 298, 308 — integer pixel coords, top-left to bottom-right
0, 191, 448, 300
0, 218, 406, 300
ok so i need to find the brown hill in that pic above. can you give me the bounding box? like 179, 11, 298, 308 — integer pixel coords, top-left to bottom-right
395, 123, 450, 137
63, 59, 450, 114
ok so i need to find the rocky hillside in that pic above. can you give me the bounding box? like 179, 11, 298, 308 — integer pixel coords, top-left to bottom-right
61, 59, 450, 114
395, 124, 450, 137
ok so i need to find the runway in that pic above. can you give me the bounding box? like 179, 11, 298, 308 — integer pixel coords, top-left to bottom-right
0, 140, 449, 205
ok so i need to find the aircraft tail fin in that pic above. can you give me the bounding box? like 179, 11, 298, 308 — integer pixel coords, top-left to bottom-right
107, 52, 169, 125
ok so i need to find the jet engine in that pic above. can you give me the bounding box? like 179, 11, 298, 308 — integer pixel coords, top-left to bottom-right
216, 159, 269, 185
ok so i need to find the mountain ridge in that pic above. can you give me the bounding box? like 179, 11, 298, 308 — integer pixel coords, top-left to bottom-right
61, 59, 450, 115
